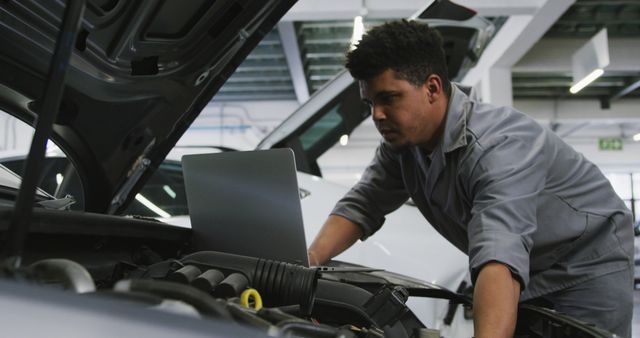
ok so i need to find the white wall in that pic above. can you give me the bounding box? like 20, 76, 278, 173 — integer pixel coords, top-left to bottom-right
0, 113, 35, 152
177, 100, 300, 150
514, 98, 640, 173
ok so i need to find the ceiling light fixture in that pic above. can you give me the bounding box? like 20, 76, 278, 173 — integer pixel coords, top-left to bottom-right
340, 134, 349, 146
163, 185, 177, 199
135, 193, 171, 218
570, 28, 609, 94
569, 68, 604, 94
350, 16, 364, 51
633, 133, 640, 142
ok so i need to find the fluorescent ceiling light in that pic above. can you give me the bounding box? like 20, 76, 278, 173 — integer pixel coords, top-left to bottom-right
350, 16, 364, 51
163, 185, 177, 199
339, 134, 349, 146
570, 29, 608, 95
633, 133, 640, 142
135, 193, 171, 218
55, 173, 63, 185
569, 68, 604, 94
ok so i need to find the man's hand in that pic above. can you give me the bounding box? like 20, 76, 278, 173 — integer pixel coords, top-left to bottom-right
307, 250, 320, 266
473, 262, 521, 338
307, 215, 363, 266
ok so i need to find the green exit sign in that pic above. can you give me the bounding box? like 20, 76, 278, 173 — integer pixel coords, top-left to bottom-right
598, 138, 623, 151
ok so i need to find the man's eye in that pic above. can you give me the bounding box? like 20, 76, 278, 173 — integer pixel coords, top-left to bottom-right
380, 95, 395, 104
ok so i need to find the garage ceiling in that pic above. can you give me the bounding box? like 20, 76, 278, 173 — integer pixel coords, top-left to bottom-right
214, 0, 640, 104
215, 29, 295, 101
513, 0, 640, 102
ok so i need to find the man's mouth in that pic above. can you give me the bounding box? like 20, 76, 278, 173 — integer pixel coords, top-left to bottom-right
379, 128, 398, 139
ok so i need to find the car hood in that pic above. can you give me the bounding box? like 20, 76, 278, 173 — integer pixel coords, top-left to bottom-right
0, 0, 296, 212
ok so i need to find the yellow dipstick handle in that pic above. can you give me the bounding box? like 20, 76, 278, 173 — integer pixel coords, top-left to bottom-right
240, 288, 263, 310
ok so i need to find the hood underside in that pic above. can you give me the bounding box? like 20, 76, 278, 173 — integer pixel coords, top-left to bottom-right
0, 0, 295, 212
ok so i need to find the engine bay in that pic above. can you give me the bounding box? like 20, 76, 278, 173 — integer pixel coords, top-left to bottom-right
0, 206, 614, 338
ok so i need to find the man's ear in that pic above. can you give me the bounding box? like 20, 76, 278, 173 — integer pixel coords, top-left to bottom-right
424, 75, 444, 102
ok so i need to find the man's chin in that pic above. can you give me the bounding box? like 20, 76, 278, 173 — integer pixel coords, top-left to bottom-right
383, 139, 410, 151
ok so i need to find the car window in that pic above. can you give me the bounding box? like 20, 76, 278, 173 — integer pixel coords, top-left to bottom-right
122, 161, 189, 218
0, 111, 85, 210
271, 82, 368, 176
299, 109, 344, 151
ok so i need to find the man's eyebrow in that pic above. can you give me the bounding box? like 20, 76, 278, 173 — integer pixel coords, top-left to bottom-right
374, 90, 399, 100
361, 98, 373, 105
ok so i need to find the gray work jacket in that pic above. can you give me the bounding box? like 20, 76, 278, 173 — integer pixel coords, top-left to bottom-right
332, 84, 634, 300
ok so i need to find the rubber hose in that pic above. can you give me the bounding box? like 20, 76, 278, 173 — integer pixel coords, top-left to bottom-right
28, 258, 95, 293
181, 251, 318, 315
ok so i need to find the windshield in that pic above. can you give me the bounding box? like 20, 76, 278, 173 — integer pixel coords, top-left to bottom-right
0, 163, 53, 199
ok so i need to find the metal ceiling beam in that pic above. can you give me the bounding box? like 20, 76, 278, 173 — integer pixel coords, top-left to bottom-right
463, 0, 575, 84
512, 78, 627, 87
515, 98, 640, 123
455, 0, 545, 16
610, 78, 640, 101
462, 0, 575, 105
557, 122, 591, 138
278, 21, 310, 104
513, 38, 640, 73
281, 0, 543, 21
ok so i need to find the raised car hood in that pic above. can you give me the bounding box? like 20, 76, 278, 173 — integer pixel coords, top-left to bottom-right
0, 0, 295, 212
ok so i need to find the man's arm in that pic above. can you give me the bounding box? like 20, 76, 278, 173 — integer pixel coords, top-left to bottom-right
473, 262, 521, 338
307, 214, 363, 266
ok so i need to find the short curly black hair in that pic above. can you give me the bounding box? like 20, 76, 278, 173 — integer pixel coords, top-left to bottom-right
346, 20, 451, 96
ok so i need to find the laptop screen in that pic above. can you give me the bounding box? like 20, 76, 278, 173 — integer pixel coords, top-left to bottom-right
182, 148, 309, 267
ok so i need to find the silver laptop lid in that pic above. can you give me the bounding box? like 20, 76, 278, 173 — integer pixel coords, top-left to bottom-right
182, 148, 309, 267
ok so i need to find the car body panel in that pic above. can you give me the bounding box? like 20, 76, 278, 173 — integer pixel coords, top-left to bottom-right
0, 0, 296, 212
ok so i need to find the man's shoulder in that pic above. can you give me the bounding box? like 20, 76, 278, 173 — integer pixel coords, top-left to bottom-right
454, 102, 551, 177
465, 102, 545, 148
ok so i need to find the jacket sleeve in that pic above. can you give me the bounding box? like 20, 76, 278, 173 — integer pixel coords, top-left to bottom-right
466, 132, 546, 290
331, 142, 410, 239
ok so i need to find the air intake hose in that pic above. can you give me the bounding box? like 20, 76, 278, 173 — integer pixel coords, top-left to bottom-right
180, 251, 318, 315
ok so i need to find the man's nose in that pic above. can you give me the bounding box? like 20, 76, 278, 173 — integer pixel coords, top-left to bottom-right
371, 104, 386, 121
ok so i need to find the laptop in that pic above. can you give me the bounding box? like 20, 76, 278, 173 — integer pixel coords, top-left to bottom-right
181, 148, 309, 267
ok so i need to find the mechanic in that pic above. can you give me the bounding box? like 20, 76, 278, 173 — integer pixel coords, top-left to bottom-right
307, 20, 634, 338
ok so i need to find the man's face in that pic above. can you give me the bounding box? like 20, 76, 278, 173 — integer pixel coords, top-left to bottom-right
360, 69, 446, 150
